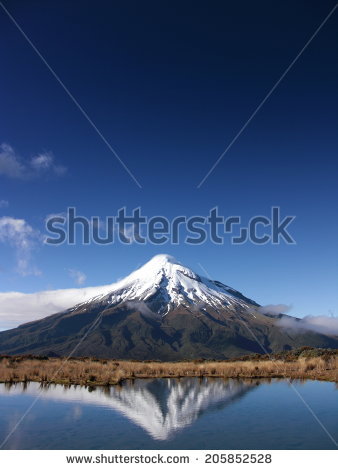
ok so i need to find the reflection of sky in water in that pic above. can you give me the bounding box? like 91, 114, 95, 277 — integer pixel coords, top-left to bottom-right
0, 379, 337, 450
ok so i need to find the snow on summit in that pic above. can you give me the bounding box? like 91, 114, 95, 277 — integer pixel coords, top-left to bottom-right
82, 254, 258, 315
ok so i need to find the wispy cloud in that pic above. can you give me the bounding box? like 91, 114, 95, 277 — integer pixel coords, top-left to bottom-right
0, 200, 9, 208
30, 151, 67, 176
125, 300, 158, 319
258, 304, 292, 315
0, 216, 41, 276
119, 224, 144, 243
44, 211, 67, 221
0, 143, 25, 178
0, 143, 67, 179
68, 269, 87, 286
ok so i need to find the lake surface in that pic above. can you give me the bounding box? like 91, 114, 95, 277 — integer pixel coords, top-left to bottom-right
0, 378, 337, 449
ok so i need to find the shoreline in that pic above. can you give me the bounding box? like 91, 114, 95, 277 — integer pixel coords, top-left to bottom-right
1, 350, 337, 386
0, 373, 337, 387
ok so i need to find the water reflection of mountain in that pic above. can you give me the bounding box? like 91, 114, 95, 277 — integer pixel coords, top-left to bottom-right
0, 378, 258, 440
103, 378, 258, 440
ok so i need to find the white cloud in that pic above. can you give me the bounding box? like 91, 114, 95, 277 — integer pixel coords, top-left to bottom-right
0, 284, 337, 338
119, 224, 144, 243
31, 152, 67, 176
0, 143, 67, 179
68, 269, 87, 286
258, 304, 292, 315
0, 216, 41, 276
259, 304, 338, 336
0, 283, 114, 330
30, 152, 54, 171
278, 315, 338, 336
0, 143, 26, 178
0, 200, 9, 208
44, 211, 67, 221
125, 300, 158, 319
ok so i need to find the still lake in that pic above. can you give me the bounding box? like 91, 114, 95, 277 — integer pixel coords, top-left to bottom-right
0, 378, 337, 449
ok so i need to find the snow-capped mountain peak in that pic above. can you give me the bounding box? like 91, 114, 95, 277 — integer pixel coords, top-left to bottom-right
84, 254, 258, 315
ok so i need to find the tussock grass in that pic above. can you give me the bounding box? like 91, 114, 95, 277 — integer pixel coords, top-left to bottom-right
0, 350, 337, 385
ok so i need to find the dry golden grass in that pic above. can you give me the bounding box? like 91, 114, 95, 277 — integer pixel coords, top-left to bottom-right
0, 355, 337, 385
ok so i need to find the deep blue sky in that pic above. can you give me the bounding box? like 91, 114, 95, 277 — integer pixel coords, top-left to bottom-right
0, 0, 337, 317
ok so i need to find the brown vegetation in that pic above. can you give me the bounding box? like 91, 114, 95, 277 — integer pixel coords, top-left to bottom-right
0, 348, 337, 385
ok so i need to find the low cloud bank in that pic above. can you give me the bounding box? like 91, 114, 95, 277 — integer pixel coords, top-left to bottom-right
259, 303, 338, 336
0, 283, 114, 330
1, 291, 337, 338
278, 315, 338, 336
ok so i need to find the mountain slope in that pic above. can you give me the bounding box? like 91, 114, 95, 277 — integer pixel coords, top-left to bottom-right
77, 254, 259, 314
0, 255, 338, 359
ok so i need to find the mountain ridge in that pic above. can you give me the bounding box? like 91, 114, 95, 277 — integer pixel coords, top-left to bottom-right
72, 254, 259, 316
0, 255, 338, 359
